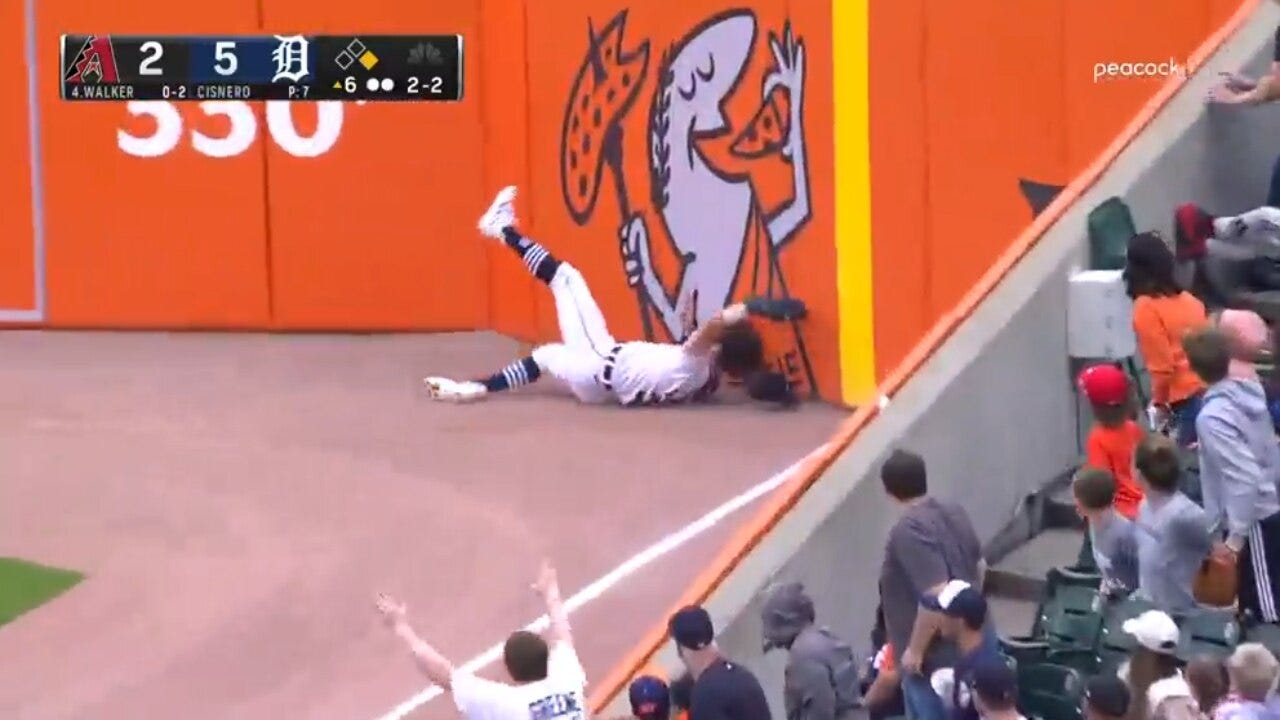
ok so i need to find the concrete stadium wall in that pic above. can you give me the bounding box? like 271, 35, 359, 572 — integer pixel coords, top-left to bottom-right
595, 6, 1280, 717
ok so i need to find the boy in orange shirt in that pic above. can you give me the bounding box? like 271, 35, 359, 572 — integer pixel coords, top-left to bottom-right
1077, 364, 1145, 518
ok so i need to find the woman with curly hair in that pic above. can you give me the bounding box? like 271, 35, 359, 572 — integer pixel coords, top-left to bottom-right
1124, 232, 1209, 445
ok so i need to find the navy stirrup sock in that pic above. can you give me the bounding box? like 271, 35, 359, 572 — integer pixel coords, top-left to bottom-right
502, 227, 561, 284
480, 356, 542, 392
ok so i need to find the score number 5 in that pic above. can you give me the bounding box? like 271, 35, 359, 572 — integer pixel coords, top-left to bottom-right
137, 40, 238, 77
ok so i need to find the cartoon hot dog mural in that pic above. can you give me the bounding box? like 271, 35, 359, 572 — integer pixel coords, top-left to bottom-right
559, 12, 654, 337
560, 12, 650, 223
558, 11, 817, 395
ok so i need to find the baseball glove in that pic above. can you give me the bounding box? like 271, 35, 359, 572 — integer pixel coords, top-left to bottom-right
744, 297, 808, 321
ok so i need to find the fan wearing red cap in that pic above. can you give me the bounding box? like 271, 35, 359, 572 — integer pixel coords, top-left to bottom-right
1077, 364, 1145, 519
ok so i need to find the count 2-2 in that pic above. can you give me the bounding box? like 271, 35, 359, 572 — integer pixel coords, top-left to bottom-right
407, 77, 444, 94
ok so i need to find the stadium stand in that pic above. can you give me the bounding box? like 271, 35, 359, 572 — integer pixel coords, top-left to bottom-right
592, 4, 1280, 720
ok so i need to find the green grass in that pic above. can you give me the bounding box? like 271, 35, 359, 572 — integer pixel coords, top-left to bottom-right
0, 557, 84, 627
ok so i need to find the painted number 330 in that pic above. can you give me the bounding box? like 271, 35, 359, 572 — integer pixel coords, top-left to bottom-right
117, 100, 344, 158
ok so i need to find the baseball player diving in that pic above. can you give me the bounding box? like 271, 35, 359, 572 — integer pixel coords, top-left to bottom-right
423, 186, 800, 408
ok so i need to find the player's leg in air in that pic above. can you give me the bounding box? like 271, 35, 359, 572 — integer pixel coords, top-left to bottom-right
424, 186, 618, 404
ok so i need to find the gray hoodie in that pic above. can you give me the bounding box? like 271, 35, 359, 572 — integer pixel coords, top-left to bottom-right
760, 583, 861, 720
1196, 378, 1280, 548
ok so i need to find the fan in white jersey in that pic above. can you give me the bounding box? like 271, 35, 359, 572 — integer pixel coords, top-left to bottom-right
424, 186, 796, 408
375, 561, 588, 720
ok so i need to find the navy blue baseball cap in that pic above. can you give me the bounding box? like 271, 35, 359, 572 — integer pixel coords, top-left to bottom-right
669, 605, 715, 650
629, 675, 671, 720
1085, 675, 1131, 717
921, 580, 987, 629
971, 659, 1018, 706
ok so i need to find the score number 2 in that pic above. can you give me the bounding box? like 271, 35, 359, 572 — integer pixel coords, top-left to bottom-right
138, 41, 164, 75
137, 40, 239, 77
407, 77, 444, 95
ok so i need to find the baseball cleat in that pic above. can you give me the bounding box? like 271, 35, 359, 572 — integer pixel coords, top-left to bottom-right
423, 377, 488, 403
477, 185, 518, 240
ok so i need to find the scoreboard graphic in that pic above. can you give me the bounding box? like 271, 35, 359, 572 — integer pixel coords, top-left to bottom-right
60, 34, 463, 102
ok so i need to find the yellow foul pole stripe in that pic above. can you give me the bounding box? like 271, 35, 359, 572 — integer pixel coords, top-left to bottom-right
833, 0, 877, 405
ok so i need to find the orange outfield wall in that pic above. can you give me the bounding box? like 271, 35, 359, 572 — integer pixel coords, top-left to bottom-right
6, 0, 844, 399
0, 0, 1254, 405
868, 0, 1246, 377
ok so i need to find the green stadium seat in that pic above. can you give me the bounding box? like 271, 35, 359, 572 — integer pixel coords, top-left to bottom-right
1087, 197, 1137, 271
1178, 609, 1241, 662
1032, 584, 1102, 639
1096, 596, 1157, 674
1001, 636, 1050, 668
1047, 566, 1103, 596
1045, 647, 1099, 676
1043, 608, 1104, 654
1018, 663, 1086, 720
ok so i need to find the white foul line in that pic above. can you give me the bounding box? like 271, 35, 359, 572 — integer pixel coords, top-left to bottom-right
373, 446, 825, 720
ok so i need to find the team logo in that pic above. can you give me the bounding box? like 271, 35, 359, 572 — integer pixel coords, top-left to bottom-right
64, 36, 120, 84
559, 9, 818, 396
271, 34, 312, 83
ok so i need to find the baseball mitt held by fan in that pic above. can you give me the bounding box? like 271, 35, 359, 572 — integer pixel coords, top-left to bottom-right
744, 297, 808, 321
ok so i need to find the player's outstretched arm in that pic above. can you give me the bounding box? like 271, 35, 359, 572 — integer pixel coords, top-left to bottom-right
376, 593, 457, 689
533, 560, 574, 649
683, 302, 749, 356
683, 298, 807, 356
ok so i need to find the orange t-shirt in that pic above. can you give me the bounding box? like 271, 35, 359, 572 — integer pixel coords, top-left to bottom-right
877, 644, 896, 672
1085, 420, 1145, 518
1131, 292, 1207, 406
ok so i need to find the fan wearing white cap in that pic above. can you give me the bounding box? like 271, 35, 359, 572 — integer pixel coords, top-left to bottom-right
920, 581, 1002, 720
1117, 610, 1184, 720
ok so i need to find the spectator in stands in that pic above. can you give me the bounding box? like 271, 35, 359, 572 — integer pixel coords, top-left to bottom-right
1184, 326, 1280, 623
1216, 309, 1280, 432
1118, 609, 1184, 720
1207, 17, 1280, 207
877, 449, 983, 720
1132, 434, 1214, 613
1207, 209, 1280, 266
1185, 657, 1229, 718
1214, 643, 1280, 720
669, 605, 772, 720
967, 660, 1024, 720
920, 581, 1001, 720
1124, 232, 1209, 446
626, 676, 673, 720
1073, 466, 1140, 598
672, 673, 695, 720
1146, 676, 1202, 720
760, 581, 861, 720
1179, 204, 1280, 299
1078, 364, 1145, 519
862, 606, 906, 720
1219, 310, 1271, 382
1085, 676, 1133, 720
373, 560, 587, 720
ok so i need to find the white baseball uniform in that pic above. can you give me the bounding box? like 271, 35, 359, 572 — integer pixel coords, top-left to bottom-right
532, 263, 714, 406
